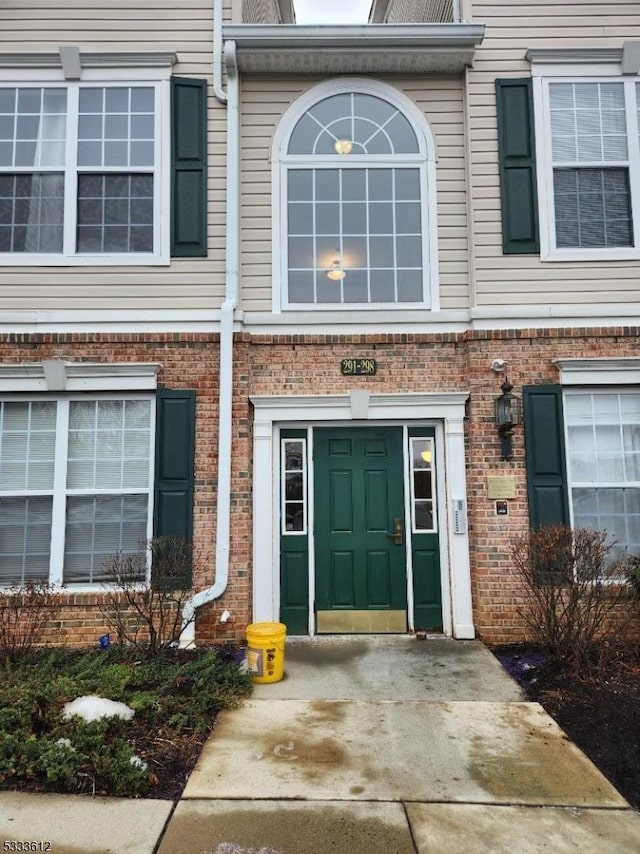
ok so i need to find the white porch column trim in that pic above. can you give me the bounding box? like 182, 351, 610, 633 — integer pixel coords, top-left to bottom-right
444, 414, 475, 639
250, 392, 473, 637
253, 419, 276, 622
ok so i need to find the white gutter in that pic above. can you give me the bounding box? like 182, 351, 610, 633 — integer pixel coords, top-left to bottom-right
181, 4, 239, 646
463, 65, 477, 310
213, 0, 227, 103
223, 23, 485, 47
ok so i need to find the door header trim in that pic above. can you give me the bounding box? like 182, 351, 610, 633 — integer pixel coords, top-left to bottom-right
250, 392, 470, 424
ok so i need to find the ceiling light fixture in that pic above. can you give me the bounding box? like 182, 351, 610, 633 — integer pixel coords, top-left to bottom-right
327, 258, 346, 281
334, 139, 353, 155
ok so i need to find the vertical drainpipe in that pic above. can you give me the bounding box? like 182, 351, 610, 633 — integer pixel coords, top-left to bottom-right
180, 0, 239, 646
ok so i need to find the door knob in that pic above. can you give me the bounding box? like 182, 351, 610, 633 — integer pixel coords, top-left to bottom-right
385, 517, 404, 545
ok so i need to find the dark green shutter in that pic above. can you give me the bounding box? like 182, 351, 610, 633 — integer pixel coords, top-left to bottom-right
171, 77, 207, 257
496, 78, 540, 254
523, 385, 569, 530
154, 390, 196, 587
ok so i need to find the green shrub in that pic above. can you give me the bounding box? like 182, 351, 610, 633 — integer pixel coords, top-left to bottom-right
0, 645, 251, 797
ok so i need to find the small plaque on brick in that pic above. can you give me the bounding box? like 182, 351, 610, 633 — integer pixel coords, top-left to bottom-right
340, 358, 377, 376
487, 476, 516, 499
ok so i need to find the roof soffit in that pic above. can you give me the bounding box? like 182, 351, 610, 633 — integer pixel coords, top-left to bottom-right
223, 23, 484, 74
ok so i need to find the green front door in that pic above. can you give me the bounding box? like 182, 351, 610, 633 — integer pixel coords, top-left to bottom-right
314, 427, 407, 632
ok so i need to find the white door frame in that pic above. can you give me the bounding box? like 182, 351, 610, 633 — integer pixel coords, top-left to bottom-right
250, 391, 475, 639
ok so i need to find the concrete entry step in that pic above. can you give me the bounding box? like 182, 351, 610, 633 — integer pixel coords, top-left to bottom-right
252, 636, 524, 702
182, 699, 627, 808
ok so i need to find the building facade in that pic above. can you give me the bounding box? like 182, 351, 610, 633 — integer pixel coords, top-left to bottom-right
1, 0, 639, 645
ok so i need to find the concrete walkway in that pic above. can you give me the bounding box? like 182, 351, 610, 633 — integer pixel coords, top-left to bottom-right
159, 637, 640, 853
2, 636, 640, 853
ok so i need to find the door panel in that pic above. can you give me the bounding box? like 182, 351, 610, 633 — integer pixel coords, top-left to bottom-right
367, 550, 392, 607
330, 470, 353, 530
315, 427, 406, 631
331, 551, 356, 606
364, 470, 389, 531
412, 547, 441, 626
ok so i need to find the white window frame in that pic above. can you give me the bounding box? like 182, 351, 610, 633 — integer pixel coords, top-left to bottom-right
280, 437, 307, 536
0, 392, 155, 589
409, 436, 437, 534
563, 388, 640, 557
0, 66, 170, 266
271, 78, 440, 313
534, 73, 640, 262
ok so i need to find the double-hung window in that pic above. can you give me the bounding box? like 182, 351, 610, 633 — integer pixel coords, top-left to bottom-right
0, 396, 154, 587
0, 77, 168, 264
564, 391, 640, 556
538, 77, 640, 259
275, 80, 437, 310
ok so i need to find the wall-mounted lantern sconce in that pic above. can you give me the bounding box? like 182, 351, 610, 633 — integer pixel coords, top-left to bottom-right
494, 378, 521, 461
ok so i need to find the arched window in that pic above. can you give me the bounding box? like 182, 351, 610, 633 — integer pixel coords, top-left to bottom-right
273, 79, 438, 310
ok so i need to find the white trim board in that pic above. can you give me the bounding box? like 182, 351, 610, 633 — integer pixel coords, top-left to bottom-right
0, 309, 222, 334
251, 392, 474, 640
0, 362, 160, 392
4, 304, 640, 336
0, 52, 177, 73
555, 357, 640, 385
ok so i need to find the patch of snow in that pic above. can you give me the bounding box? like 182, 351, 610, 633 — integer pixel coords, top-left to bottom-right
62, 695, 135, 722
130, 755, 148, 771
55, 737, 75, 751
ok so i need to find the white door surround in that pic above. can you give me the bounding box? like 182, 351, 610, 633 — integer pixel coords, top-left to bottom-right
250, 392, 474, 639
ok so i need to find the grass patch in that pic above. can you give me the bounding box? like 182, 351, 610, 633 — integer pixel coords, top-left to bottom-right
0, 645, 252, 799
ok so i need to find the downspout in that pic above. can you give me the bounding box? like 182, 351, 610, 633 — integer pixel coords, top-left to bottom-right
212, 0, 227, 104
180, 2, 238, 645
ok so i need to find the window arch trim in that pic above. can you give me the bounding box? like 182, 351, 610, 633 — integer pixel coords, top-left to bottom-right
272, 78, 436, 164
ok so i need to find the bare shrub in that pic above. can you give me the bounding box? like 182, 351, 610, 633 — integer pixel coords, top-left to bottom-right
99, 537, 195, 654
510, 525, 632, 676
0, 580, 62, 659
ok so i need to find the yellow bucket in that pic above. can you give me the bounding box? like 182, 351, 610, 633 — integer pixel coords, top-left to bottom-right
246, 622, 287, 684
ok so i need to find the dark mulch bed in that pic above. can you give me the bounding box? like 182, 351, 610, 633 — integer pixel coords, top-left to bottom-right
492, 643, 640, 810
121, 716, 210, 800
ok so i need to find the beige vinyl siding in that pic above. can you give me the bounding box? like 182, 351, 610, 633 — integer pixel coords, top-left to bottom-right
0, 0, 229, 312
240, 75, 469, 313
242, 0, 283, 23
468, 0, 640, 308
385, 0, 455, 24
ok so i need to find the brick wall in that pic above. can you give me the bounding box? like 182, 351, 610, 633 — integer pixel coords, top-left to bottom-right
242, 326, 640, 644
3, 326, 640, 647
0, 333, 236, 647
